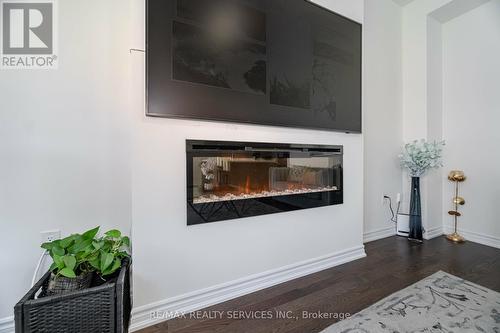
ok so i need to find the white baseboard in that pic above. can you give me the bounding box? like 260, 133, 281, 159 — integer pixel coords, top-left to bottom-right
130, 246, 366, 332
443, 226, 500, 249
363, 226, 396, 243
0, 316, 14, 333
424, 226, 444, 240
363, 225, 443, 242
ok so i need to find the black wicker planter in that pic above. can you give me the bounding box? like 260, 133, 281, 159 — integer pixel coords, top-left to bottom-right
14, 258, 131, 333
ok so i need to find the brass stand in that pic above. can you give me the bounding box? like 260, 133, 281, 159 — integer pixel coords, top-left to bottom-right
446, 170, 466, 243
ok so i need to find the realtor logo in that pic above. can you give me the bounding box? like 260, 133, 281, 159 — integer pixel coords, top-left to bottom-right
1, 0, 57, 69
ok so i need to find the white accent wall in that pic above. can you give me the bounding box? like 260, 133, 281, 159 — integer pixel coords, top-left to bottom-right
129, 0, 367, 329
128, 0, 404, 329
442, 0, 500, 245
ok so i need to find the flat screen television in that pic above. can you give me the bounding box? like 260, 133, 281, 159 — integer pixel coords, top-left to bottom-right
146, 0, 362, 133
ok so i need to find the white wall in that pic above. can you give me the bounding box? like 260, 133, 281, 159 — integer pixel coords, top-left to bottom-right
425, 16, 444, 239
0, 0, 132, 321
363, 0, 403, 241
401, 0, 451, 237
402, 0, 444, 142
130, 0, 366, 324
401, 0, 497, 241
442, 0, 500, 243
0, 0, 406, 329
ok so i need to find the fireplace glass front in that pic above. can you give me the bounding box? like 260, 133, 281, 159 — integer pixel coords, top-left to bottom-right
187, 140, 343, 225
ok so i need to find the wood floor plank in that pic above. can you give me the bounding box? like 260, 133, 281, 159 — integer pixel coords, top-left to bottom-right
138, 236, 500, 333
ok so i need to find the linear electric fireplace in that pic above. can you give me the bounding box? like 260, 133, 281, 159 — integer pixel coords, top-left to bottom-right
187, 140, 343, 225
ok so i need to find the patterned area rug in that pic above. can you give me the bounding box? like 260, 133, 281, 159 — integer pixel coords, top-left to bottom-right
322, 271, 500, 333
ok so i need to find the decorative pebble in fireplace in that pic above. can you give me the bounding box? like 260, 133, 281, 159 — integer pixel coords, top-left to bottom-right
187, 140, 343, 225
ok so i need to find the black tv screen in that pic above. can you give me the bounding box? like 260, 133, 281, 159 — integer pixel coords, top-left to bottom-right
146, 0, 362, 133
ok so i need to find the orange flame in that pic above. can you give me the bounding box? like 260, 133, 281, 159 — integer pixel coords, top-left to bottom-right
245, 176, 251, 194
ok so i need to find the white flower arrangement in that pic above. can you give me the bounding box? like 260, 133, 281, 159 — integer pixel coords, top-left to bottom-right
399, 139, 445, 177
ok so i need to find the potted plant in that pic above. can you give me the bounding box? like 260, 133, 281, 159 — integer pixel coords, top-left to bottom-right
399, 140, 445, 243
15, 227, 131, 333
41, 226, 130, 295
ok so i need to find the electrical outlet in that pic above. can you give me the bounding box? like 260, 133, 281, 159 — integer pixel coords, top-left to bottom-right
382, 195, 389, 205
41, 230, 60, 243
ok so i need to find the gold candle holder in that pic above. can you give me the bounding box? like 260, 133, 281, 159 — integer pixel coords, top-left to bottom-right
446, 170, 466, 243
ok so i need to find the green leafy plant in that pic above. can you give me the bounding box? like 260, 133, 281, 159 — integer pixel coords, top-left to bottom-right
88, 229, 130, 277
41, 227, 130, 278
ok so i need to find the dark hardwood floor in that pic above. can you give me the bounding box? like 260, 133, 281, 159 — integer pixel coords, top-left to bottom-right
139, 236, 500, 333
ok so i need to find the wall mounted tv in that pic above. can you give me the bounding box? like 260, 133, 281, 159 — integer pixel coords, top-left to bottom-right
146, 0, 362, 133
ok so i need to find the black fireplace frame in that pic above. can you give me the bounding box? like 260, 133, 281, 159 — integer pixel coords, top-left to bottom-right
186, 140, 343, 225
